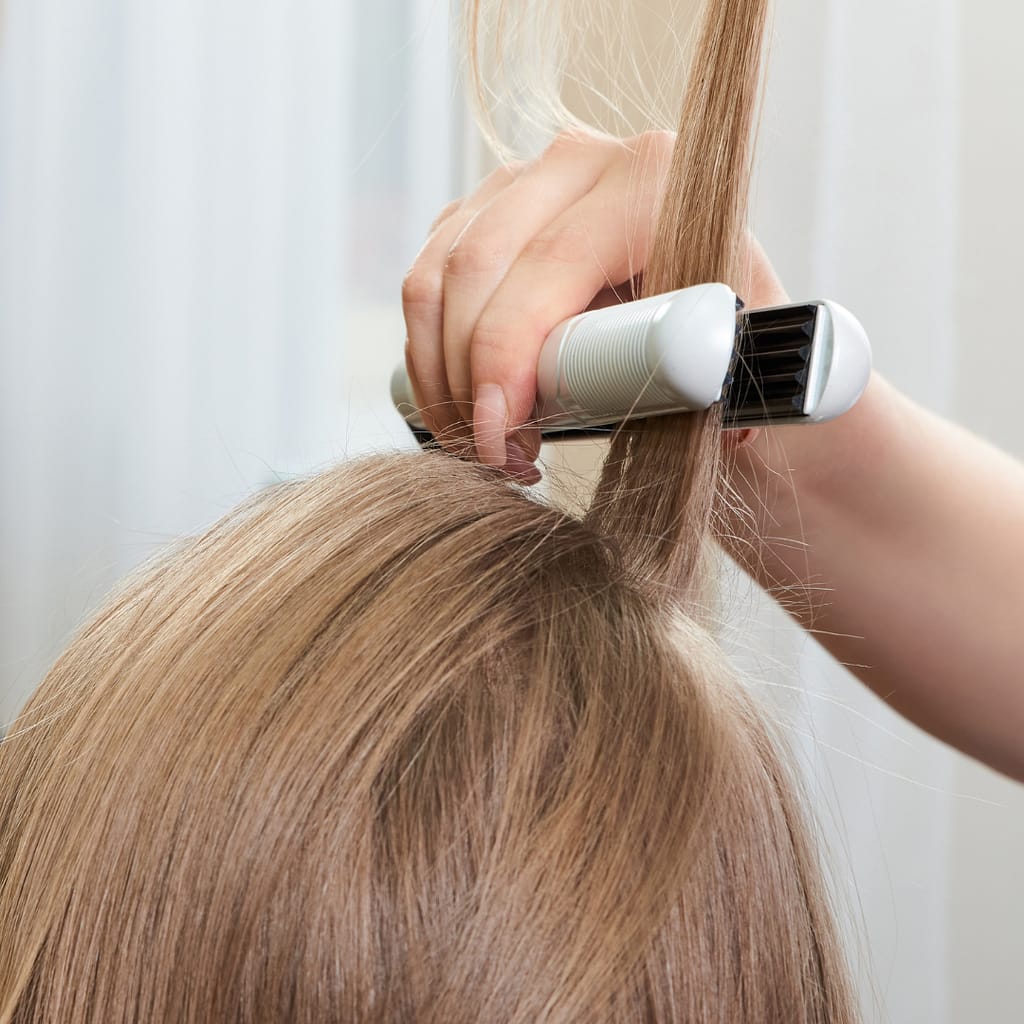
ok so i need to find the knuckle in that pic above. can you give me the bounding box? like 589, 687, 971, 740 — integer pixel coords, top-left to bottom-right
546, 127, 600, 156
520, 222, 593, 268
470, 315, 517, 367
631, 129, 677, 169
401, 266, 441, 314
444, 239, 506, 281
625, 132, 677, 226
448, 379, 473, 405
483, 160, 523, 188
637, 128, 676, 152
472, 307, 548, 365
428, 199, 462, 233
544, 129, 574, 156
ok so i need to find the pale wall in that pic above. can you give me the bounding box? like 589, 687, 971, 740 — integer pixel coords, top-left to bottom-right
948, 4, 1024, 1020
556, 0, 1024, 1019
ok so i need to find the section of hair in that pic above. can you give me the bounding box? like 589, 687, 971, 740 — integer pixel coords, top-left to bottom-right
587, 0, 771, 597
0, 0, 859, 1019
465, 0, 859, 1018
0, 453, 851, 1022
462, 0, 699, 154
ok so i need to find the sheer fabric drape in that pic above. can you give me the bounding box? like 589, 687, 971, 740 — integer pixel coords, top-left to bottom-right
0, 0, 453, 722
746, 2, 1024, 1021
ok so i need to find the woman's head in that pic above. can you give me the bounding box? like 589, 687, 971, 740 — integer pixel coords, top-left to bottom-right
0, 0, 861, 1016
0, 452, 852, 1021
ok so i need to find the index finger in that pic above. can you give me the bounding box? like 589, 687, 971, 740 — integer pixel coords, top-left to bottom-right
469, 165, 667, 468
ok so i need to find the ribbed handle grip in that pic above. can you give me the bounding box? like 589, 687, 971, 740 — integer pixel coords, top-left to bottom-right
560, 302, 679, 414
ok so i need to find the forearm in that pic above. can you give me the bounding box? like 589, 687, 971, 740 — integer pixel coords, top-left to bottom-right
725, 372, 1024, 781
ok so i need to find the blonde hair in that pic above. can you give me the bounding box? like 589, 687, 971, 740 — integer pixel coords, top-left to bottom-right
0, 453, 853, 1021
0, 0, 859, 1020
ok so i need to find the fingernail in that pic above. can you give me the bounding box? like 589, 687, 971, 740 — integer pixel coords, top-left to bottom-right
723, 427, 760, 449
473, 383, 508, 467
506, 440, 542, 484
505, 438, 533, 467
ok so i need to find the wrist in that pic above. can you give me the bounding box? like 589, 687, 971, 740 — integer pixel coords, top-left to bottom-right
720, 371, 894, 611
734, 371, 892, 499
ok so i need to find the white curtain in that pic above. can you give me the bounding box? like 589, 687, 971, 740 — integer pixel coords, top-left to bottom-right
0, 0, 454, 722
745, 1, 1024, 1021
746, 0, 958, 1019
752, 0, 957, 1019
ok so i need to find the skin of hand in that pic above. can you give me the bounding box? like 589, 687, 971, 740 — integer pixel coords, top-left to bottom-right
402, 127, 1024, 781
727, 376, 1024, 782
404, 129, 687, 483
402, 129, 784, 479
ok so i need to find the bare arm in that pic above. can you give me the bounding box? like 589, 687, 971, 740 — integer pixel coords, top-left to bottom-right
402, 130, 1024, 781
726, 371, 1024, 781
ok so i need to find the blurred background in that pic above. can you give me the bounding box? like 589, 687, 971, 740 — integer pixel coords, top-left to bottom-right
1, 0, 1022, 1019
